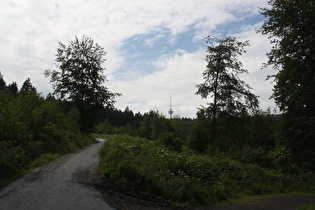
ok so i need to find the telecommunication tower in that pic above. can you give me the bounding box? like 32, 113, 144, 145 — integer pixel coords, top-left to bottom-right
168, 97, 174, 119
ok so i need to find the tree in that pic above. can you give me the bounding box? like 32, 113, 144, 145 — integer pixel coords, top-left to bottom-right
45, 35, 120, 131
7, 82, 18, 96
20, 78, 36, 92
196, 36, 259, 120
259, 0, 315, 169
0, 72, 6, 91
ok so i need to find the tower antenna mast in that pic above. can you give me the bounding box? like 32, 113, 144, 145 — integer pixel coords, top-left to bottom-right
168, 96, 174, 119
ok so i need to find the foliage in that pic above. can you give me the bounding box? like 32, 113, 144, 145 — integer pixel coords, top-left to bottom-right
27, 153, 60, 169
99, 135, 315, 206
297, 203, 315, 210
0, 73, 93, 182
188, 109, 211, 152
95, 106, 141, 127
158, 132, 182, 152
0, 72, 5, 90
260, 0, 315, 169
94, 120, 116, 134
95, 110, 191, 151
137, 110, 172, 140
20, 78, 36, 92
45, 35, 120, 131
266, 144, 296, 172
196, 36, 259, 119
7, 82, 19, 95
0, 141, 26, 178
188, 108, 279, 155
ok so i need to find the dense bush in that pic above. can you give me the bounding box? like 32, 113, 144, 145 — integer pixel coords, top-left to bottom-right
0, 85, 93, 182
98, 135, 315, 206
0, 141, 26, 178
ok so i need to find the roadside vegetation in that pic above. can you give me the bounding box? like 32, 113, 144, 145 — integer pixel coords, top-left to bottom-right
0, 36, 118, 186
97, 1, 315, 207
0, 79, 94, 186
97, 123, 314, 206
1, 0, 314, 208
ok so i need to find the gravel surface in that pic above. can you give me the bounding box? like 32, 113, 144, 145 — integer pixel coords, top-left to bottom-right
0, 141, 114, 210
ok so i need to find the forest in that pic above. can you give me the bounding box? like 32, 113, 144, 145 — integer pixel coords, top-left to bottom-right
1, 0, 314, 207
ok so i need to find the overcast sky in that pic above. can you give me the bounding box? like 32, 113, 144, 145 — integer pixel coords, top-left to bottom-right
0, 0, 277, 118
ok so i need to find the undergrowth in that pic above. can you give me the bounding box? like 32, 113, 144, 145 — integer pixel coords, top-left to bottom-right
297, 203, 315, 210
0, 135, 94, 188
27, 153, 60, 169
98, 134, 315, 207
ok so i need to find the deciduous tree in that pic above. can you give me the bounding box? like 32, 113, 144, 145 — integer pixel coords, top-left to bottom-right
196, 36, 259, 120
259, 0, 315, 169
45, 35, 120, 131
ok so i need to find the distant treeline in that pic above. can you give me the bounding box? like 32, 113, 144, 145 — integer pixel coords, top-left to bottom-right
95, 108, 299, 172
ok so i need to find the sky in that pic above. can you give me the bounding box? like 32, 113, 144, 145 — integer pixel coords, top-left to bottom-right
0, 0, 277, 118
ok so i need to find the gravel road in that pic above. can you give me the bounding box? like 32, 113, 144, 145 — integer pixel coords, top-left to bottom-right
0, 140, 114, 210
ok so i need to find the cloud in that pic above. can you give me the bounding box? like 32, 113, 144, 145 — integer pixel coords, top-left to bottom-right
144, 33, 167, 47
110, 49, 207, 117
235, 23, 276, 111
110, 21, 277, 118
0, 0, 273, 117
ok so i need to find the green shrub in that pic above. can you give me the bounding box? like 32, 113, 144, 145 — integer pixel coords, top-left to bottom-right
0, 141, 27, 178
159, 132, 182, 152
267, 144, 296, 172
99, 135, 314, 206
0, 88, 94, 184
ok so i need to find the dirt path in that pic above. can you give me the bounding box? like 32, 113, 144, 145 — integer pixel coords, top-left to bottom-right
0, 141, 114, 210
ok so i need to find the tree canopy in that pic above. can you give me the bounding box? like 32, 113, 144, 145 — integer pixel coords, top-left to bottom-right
0, 72, 5, 91
260, 0, 315, 168
45, 35, 120, 130
196, 36, 259, 119
20, 78, 36, 92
